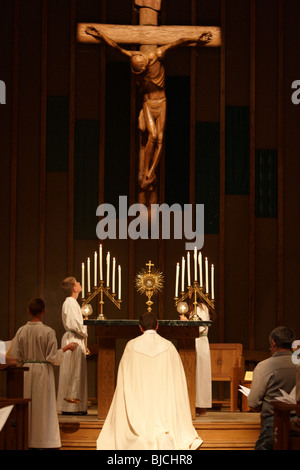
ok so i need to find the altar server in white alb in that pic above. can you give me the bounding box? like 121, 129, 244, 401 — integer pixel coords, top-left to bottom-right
97, 311, 203, 450
179, 293, 212, 416
10, 298, 78, 448
57, 277, 88, 415
190, 294, 212, 415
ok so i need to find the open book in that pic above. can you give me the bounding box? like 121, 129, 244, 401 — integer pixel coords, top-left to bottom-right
238, 385, 250, 397
0, 405, 14, 432
238, 385, 297, 405
274, 387, 296, 405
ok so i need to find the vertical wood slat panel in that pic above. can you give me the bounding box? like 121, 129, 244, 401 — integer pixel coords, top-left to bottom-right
158, 1, 167, 320
39, 0, 47, 298
98, 1, 106, 318
99, 0, 106, 207
277, 0, 283, 325
128, 5, 138, 319
158, 113, 165, 319
249, 0, 256, 350
158, 3, 165, 320
128, 78, 136, 319
130, 3, 138, 209
9, 0, 19, 338
218, 0, 226, 342
68, 0, 76, 275
188, 0, 196, 322
189, 0, 196, 207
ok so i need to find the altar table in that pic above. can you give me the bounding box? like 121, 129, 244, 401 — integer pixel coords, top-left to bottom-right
84, 319, 211, 419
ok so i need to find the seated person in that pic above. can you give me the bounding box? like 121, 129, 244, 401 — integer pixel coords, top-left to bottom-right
248, 326, 296, 450
97, 311, 203, 450
290, 362, 300, 434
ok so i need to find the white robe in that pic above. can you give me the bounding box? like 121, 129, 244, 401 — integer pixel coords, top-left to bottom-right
193, 305, 212, 408
0, 340, 5, 365
10, 321, 64, 448
97, 330, 203, 450
57, 296, 88, 412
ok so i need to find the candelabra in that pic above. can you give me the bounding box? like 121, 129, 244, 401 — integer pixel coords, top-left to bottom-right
174, 248, 215, 320
81, 244, 122, 320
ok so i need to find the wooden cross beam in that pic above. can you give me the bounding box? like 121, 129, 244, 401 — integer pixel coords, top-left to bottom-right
77, 24, 221, 47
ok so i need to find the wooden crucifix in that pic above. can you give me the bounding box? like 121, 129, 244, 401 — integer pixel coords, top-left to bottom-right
77, 0, 221, 214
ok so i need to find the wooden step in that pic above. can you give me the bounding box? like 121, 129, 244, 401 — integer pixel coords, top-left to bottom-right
60, 421, 101, 450
195, 422, 261, 450
59, 411, 261, 451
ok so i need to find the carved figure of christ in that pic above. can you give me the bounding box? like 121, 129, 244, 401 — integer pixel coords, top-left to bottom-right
77, 22, 221, 206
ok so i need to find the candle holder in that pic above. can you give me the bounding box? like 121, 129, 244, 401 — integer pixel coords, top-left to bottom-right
135, 260, 164, 312
81, 245, 122, 320
174, 249, 215, 320
82, 281, 122, 320
174, 282, 215, 320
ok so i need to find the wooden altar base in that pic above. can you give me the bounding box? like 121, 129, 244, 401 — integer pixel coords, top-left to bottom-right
58, 405, 261, 450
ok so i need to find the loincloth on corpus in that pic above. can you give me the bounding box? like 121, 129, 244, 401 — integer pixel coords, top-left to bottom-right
138, 97, 166, 132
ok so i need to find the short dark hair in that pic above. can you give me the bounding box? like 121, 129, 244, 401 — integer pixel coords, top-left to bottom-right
269, 326, 295, 350
61, 277, 76, 296
139, 312, 158, 331
28, 298, 45, 316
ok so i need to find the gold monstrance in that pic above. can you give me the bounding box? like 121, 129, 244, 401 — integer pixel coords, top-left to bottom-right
135, 260, 164, 312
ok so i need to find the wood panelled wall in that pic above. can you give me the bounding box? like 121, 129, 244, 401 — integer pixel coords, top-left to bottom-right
1, 0, 300, 379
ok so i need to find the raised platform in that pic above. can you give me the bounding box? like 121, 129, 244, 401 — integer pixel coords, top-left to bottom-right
59, 406, 261, 450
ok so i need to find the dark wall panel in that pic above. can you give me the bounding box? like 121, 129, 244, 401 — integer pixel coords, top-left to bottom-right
195, 122, 220, 234
282, 0, 300, 332
165, 76, 190, 207
74, 120, 99, 240
14, 0, 42, 330
0, 0, 14, 338
224, 195, 250, 347
255, 149, 278, 218
225, 106, 250, 195
46, 96, 69, 172
104, 62, 131, 207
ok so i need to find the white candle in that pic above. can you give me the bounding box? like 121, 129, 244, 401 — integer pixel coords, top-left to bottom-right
187, 252, 191, 287
112, 257, 116, 294
81, 262, 85, 299
175, 262, 180, 297
106, 252, 110, 288
87, 257, 91, 293
181, 257, 185, 293
194, 247, 197, 282
198, 252, 203, 287
94, 251, 97, 287
99, 244, 103, 281
205, 257, 209, 294
118, 265, 121, 300
211, 264, 215, 300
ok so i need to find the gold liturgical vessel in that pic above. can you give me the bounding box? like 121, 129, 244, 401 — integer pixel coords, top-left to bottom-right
135, 260, 164, 312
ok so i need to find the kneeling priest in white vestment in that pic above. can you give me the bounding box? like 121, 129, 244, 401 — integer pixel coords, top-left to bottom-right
97, 312, 203, 450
